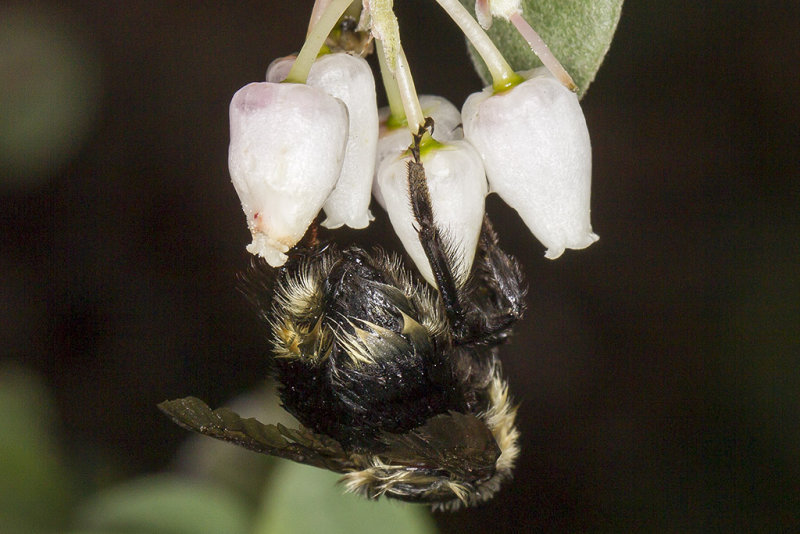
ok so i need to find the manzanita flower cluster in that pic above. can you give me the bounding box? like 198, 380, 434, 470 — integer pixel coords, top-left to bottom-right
228, 0, 597, 278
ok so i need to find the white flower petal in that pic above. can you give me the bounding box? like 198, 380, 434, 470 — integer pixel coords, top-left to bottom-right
373, 95, 463, 209
378, 141, 487, 286
463, 67, 597, 259
311, 54, 378, 229
417, 94, 464, 142
228, 82, 348, 266
268, 53, 379, 230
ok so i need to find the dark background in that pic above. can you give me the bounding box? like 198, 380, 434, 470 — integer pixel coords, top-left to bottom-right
3, 0, 798, 531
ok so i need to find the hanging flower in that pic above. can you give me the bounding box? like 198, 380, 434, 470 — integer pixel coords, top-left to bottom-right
377, 140, 488, 285
228, 81, 348, 267
462, 67, 598, 259
268, 52, 379, 230
372, 94, 463, 209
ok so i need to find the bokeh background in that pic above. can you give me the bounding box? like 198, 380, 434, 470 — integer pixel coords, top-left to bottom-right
2, 0, 798, 532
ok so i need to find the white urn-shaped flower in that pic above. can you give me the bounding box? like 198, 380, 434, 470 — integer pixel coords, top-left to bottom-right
228, 81, 348, 267
268, 53, 378, 229
373, 95, 463, 209
377, 140, 488, 286
462, 67, 598, 259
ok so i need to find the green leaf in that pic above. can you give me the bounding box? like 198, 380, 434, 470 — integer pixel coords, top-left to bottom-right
253, 462, 439, 534
459, 0, 623, 97
74, 475, 251, 534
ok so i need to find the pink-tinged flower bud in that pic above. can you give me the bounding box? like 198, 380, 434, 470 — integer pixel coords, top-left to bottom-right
268, 53, 379, 230
373, 95, 462, 209
462, 67, 598, 259
475, 0, 522, 29
228, 82, 348, 267
377, 140, 488, 286
265, 55, 296, 83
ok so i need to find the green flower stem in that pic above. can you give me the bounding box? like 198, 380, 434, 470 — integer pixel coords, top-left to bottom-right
377, 40, 407, 128
374, 8, 437, 151
509, 12, 577, 91
307, 0, 361, 35
369, 0, 425, 131
286, 0, 353, 84
433, 0, 523, 92
393, 46, 425, 131
306, 0, 333, 35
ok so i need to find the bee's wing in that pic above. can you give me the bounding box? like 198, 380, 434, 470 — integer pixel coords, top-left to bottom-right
379, 411, 500, 477
158, 396, 354, 473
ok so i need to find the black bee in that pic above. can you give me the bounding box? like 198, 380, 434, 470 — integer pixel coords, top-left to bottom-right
160, 124, 526, 510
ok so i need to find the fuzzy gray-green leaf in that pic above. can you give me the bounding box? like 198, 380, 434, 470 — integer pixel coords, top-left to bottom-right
459, 0, 623, 97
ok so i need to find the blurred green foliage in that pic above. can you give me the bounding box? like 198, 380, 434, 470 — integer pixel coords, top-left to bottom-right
0, 365, 438, 534
0, 6, 100, 187
76, 475, 252, 534
253, 462, 437, 534
0, 365, 74, 534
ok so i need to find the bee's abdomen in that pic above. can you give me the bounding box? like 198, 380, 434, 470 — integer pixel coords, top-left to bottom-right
271, 246, 469, 450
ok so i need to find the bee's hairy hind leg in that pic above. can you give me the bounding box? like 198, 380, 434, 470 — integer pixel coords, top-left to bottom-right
406, 119, 466, 332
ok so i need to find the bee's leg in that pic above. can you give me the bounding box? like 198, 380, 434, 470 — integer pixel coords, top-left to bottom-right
459, 215, 526, 343
406, 121, 466, 330
407, 122, 525, 344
